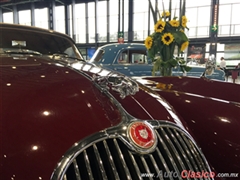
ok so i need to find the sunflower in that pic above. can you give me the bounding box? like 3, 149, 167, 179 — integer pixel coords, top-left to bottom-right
182, 16, 187, 23
154, 20, 166, 33
180, 41, 189, 51
169, 20, 180, 27
181, 16, 187, 28
161, 33, 174, 45
182, 21, 187, 28
161, 11, 170, 17
144, 36, 153, 50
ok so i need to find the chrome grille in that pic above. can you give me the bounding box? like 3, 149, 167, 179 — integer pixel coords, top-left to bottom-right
53, 122, 213, 180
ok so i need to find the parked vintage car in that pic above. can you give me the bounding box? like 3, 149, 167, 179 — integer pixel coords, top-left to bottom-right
89, 43, 225, 81
1, 23, 238, 180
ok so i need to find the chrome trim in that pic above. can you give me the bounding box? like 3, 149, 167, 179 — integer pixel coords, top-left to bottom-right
103, 140, 120, 180
72, 159, 81, 180
157, 127, 182, 179
128, 151, 142, 180
149, 154, 162, 180
83, 150, 94, 180
51, 121, 214, 180
114, 138, 132, 180
93, 74, 139, 99
70, 62, 139, 99
140, 156, 153, 180
93, 144, 107, 179
155, 147, 174, 180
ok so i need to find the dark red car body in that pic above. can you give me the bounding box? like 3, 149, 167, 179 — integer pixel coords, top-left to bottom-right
1, 23, 239, 180
135, 76, 240, 176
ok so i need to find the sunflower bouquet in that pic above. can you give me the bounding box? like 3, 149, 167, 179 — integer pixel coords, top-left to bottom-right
145, 0, 191, 76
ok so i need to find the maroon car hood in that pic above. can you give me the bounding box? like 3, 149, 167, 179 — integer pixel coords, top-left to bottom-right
135, 76, 240, 174
0, 56, 181, 179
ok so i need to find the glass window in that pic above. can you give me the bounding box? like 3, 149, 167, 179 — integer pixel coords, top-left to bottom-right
88, 2, 95, 43
109, 0, 118, 42
98, 1, 107, 42
231, 24, 240, 36
218, 4, 231, 25
88, 17, 95, 43
123, 0, 129, 41
197, 6, 210, 26
56, 6, 65, 34
196, 27, 209, 37
35, 8, 49, 29
98, 1, 107, 17
218, 4, 231, 36
1, 28, 82, 59
3, 12, 13, 23
186, 0, 211, 7
117, 49, 148, 64
217, 43, 225, 51
75, 3, 86, 43
231, 3, 240, 24
219, 0, 240, 4
134, 12, 149, 40
133, 0, 148, 41
68, 5, 73, 39
219, 25, 231, 36
186, 6, 210, 38
19, 10, 31, 25
118, 51, 129, 64
186, 7, 197, 27
131, 53, 148, 64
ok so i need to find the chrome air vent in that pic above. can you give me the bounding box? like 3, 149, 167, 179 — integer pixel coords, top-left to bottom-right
51, 121, 213, 180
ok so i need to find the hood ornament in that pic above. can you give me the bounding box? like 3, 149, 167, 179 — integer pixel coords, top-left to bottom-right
202, 60, 215, 77
93, 74, 139, 99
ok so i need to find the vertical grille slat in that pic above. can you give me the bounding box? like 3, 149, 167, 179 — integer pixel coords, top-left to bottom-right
157, 128, 183, 180
140, 156, 154, 180
93, 144, 108, 180
63, 174, 67, 180
73, 159, 81, 180
83, 150, 94, 180
128, 151, 143, 180
182, 134, 210, 173
113, 139, 132, 180
174, 129, 204, 180
155, 147, 174, 180
59, 122, 213, 180
165, 128, 197, 180
183, 137, 212, 180
162, 128, 189, 177
149, 154, 162, 180
103, 140, 120, 180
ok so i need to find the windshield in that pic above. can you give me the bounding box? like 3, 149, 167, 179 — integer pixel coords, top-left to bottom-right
90, 49, 104, 63
0, 28, 83, 60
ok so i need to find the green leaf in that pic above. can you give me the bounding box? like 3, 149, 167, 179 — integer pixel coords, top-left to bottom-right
172, 31, 188, 45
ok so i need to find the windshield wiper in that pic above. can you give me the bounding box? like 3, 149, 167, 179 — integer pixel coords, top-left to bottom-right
51, 53, 85, 62
4, 49, 42, 56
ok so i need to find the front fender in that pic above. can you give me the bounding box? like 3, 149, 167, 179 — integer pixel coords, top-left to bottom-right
156, 90, 240, 174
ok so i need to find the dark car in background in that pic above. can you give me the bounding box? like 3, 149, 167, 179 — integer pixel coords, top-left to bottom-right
89, 43, 225, 81
1, 23, 239, 180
